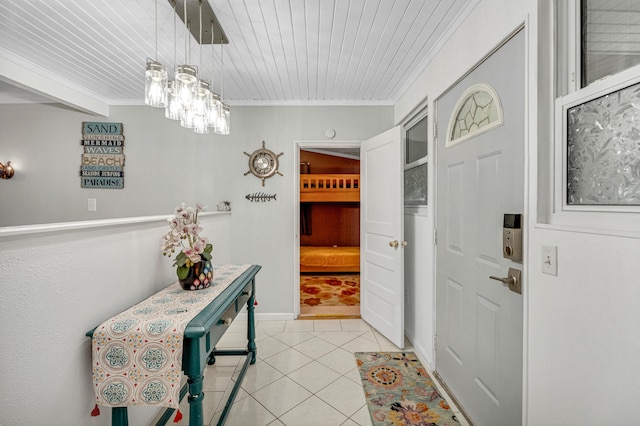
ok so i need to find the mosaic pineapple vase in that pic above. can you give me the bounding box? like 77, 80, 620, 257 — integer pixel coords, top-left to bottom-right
179, 259, 214, 290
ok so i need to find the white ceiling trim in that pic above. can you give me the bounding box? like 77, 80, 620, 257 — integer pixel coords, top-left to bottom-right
0, 54, 109, 116
227, 99, 394, 107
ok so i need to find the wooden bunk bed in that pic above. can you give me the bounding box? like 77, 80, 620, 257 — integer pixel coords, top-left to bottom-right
300, 173, 360, 273
300, 246, 360, 273
300, 174, 359, 202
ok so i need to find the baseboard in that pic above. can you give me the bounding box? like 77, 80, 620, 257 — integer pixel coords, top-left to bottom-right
408, 336, 475, 426
408, 336, 434, 372
257, 312, 296, 320
432, 371, 475, 426
298, 314, 361, 320
234, 312, 296, 321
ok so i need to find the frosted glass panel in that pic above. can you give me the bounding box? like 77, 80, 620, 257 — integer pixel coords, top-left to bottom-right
404, 163, 427, 206
567, 81, 640, 205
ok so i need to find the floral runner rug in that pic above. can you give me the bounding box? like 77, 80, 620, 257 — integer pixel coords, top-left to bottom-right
355, 352, 460, 426
300, 274, 360, 307
91, 264, 251, 411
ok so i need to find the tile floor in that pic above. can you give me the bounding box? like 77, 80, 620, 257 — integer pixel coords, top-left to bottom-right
172, 318, 470, 426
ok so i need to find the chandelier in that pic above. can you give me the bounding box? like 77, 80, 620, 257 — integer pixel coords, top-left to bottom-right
144, 0, 230, 135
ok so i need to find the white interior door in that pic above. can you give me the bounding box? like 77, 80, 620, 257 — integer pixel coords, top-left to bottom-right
360, 126, 404, 348
435, 30, 525, 425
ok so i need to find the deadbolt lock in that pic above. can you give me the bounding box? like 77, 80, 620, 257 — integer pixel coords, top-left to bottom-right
503, 214, 523, 262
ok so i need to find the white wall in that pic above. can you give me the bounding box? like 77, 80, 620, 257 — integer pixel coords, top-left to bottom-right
0, 214, 231, 426
396, 0, 640, 425
403, 211, 434, 368
0, 104, 228, 227
527, 226, 640, 424
0, 103, 392, 425
215, 106, 393, 317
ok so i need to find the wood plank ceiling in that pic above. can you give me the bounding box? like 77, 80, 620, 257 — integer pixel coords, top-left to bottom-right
0, 0, 477, 105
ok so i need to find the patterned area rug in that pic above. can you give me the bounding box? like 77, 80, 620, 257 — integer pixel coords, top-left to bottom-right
300, 274, 359, 307
355, 352, 459, 426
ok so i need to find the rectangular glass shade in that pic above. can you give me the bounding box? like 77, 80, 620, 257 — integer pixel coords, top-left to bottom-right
404, 163, 427, 206
144, 60, 167, 108
581, 0, 640, 87
406, 115, 428, 164
567, 80, 640, 205
165, 83, 183, 120
215, 104, 230, 135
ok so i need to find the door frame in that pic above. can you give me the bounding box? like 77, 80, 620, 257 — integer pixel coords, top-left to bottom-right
293, 139, 362, 319
431, 22, 531, 422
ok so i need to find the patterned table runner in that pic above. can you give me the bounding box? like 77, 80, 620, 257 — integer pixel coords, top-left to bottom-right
91, 264, 251, 409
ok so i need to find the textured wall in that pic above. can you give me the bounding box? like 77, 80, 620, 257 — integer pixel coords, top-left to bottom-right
220, 106, 394, 316
527, 227, 640, 423
0, 214, 231, 426
0, 103, 392, 425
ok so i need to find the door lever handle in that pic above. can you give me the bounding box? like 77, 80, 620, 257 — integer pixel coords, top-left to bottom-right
489, 267, 522, 294
490, 275, 517, 286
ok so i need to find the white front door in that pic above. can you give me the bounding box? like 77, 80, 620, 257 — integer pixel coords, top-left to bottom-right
360, 126, 404, 348
435, 30, 525, 425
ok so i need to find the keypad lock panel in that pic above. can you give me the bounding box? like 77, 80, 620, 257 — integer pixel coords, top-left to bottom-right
502, 214, 522, 262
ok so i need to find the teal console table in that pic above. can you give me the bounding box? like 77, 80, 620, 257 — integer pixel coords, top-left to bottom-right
87, 265, 261, 426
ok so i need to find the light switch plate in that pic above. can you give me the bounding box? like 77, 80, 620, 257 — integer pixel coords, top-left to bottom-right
541, 245, 557, 276
88, 198, 97, 212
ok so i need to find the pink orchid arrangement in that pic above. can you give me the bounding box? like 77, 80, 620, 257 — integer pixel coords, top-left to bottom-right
161, 203, 213, 280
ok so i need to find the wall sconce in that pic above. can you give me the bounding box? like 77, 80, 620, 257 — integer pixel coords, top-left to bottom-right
0, 161, 15, 179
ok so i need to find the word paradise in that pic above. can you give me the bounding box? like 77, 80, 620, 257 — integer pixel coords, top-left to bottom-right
80, 122, 125, 189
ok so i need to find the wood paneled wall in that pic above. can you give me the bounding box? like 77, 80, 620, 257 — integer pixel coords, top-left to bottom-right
300, 150, 360, 174
300, 150, 360, 246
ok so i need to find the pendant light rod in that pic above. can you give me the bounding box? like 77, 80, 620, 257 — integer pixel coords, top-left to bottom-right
220, 41, 224, 100
184, 0, 188, 63
211, 21, 216, 86
154, 0, 158, 60
199, 0, 203, 67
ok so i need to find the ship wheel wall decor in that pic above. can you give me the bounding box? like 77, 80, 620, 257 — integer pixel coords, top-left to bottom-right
244, 141, 284, 186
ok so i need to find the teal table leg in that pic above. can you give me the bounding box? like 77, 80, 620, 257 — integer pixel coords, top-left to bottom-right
207, 349, 216, 365
112, 407, 128, 426
187, 374, 205, 426
247, 289, 257, 364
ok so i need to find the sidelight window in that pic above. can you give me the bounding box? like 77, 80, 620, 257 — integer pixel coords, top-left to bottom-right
404, 113, 428, 206
554, 0, 640, 226
581, 0, 640, 88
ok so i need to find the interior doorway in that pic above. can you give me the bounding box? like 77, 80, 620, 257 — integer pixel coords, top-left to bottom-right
295, 144, 361, 319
